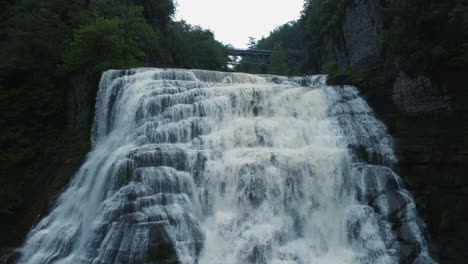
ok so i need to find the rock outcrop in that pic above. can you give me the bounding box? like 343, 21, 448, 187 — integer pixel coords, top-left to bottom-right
320, 0, 468, 263
392, 72, 451, 113
342, 0, 383, 70
321, 0, 383, 74
66, 72, 99, 130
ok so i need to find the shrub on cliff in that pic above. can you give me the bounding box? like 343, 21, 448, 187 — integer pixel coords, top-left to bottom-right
0, 0, 228, 249
321, 61, 363, 86
383, 0, 468, 74
162, 21, 229, 71
269, 45, 290, 75
63, 6, 160, 73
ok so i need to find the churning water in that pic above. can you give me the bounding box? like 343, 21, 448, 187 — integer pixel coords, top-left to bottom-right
18, 69, 436, 264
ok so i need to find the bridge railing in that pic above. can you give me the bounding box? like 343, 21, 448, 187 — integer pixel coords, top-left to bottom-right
227, 49, 274, 56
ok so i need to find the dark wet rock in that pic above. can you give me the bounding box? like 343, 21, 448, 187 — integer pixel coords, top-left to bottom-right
313, 0, 468, 261
413, 254, 438, 264
353, 165, 402, 202
399, 241, 421, 264
238, 163, 267, 207
397, 222, 422, 245
245, 244, 271, 264
67, 72, 99, 130
392, 72, 451, 113
372, 190, 410, 219
0, 250, 21, 264
147, 222, 179, 263
326, 73, 363, 87
319, 0, 383, 75
346, 205, 399, 260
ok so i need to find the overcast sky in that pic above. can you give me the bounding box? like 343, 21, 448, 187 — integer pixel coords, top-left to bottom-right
175, 0, 304, 48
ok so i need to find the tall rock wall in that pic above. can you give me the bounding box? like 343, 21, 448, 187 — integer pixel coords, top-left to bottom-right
320, 0, 468, 263
392, 72, 451, 113
320, 0, 383, 74
66, 72, 99, 130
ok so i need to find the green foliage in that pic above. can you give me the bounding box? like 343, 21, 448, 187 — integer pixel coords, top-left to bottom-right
235, 63, 265, 75
235, 22, 305, 75
303, 0, 348, 37
302, 0, 349, 69
63, 7, 159, 73
269, 45, 290, 75
0, 4, 68, 76
256, 21, 304, 51
90, 0, 175, 29
162, 21, 228, 71
247, 37, 257, 49
382, 0, 468, 73
235, 0, 351, 73
138, 0, 175, 29
321, 61, 341, 75
0, 0, 228, 248
297, 0, 468, 77
321, 61, 363, 85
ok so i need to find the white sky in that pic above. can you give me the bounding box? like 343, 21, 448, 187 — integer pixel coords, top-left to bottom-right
175, 0, 304, 48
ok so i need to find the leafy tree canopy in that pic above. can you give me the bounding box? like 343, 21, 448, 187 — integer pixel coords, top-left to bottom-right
63, 6, 160, 73
0, 0, 228, 248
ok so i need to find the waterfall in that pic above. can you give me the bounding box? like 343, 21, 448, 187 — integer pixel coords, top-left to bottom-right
18, 68, 436, 264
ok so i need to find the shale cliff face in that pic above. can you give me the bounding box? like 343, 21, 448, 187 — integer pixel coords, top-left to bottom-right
320, 0, 468, 263
66, 72, 99, 130
391, 73, 451, 114
321, 0, 383, 73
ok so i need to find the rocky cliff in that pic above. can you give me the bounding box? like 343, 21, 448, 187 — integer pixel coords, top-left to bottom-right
321, 0, 468, 263
321, 0, 383, 73
66, 72, 100, 130
2, 1, 466, 262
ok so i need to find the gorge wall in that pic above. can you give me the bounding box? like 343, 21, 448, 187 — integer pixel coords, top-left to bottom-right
318, 0, 468, 263
16, 69, 437, 264
2, 1, 467, 263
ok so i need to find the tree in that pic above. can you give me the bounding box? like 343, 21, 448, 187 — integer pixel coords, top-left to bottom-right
269, 45, 289, 75
247, 37, 257, 49
256, 21, 304, 51
162, 21, 228, 70
63, 6, 159, 73
382, 0, 468, 72
0, 0, 231, 249
90, 0, 175, 30
0, 4, 68, 76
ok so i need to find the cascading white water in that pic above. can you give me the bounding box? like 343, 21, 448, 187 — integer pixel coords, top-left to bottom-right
18, 68, 436, 264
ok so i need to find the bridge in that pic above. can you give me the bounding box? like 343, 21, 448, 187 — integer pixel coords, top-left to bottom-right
227, 48, 303, 65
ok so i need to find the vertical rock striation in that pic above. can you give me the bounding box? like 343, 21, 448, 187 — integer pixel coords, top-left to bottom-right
316, 1, 468, 262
